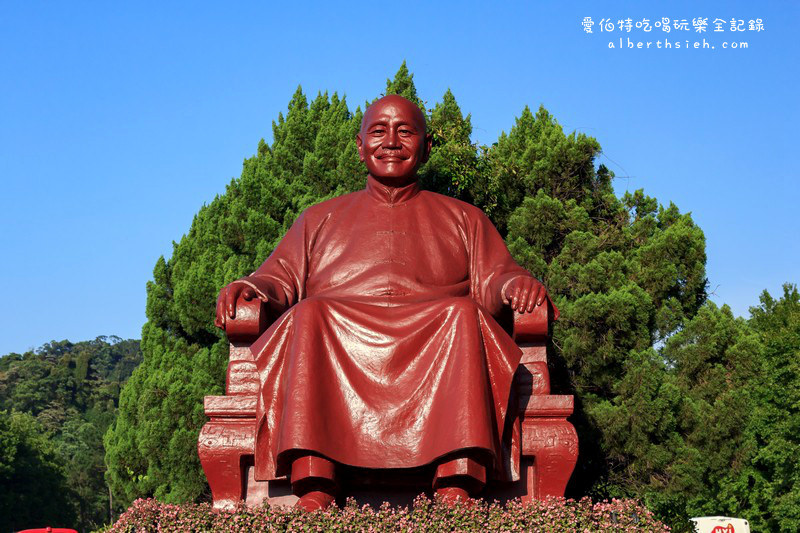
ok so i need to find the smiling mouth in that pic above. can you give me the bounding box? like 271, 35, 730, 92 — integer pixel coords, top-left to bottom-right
377, 154, 406, 161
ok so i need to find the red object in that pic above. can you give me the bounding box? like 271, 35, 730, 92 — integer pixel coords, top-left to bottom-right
240, 177, 535, 482
16, 528, 79, 533
199, 95, 577, 508
199, 298, 577, 508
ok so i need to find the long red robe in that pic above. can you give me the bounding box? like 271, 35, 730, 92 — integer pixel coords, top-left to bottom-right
240, 176, 530, 481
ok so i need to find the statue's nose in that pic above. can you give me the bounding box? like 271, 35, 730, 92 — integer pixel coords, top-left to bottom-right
383, 129, 400, 148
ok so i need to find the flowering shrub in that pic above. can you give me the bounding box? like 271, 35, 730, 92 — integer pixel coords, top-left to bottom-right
103, 495, 669, 532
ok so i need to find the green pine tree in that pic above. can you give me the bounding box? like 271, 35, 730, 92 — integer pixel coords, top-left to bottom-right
0, 337, 140, 531
0, 411, 76, 531
741, 284, 800, 531
384, 60, 422, 107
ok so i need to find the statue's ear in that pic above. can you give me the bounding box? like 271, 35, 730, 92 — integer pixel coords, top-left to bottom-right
355, 133, 364, 161
421, 133, 432, 164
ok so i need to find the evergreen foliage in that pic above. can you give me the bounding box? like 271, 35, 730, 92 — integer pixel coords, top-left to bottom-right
0, 336, 141, 531
104, 64, 798, 530
0, 410, 75, 531
741, 284, 800, 531
606, 285, 799, 532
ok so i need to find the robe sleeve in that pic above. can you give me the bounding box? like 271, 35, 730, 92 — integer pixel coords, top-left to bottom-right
467, 208, 557, 318
237, 211, 311, 313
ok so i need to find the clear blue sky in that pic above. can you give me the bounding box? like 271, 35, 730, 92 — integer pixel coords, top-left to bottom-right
1, 1, 797, 354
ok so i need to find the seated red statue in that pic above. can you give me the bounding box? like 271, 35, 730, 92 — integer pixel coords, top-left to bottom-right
214, 95, 555, 511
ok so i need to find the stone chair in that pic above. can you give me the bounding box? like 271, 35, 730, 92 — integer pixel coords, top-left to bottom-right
198, 297, 577, 509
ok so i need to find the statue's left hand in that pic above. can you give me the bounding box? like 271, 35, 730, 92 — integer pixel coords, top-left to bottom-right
502, 276, 548, 313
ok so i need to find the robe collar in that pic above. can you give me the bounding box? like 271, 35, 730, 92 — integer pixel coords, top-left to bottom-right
365, 175, 421, 205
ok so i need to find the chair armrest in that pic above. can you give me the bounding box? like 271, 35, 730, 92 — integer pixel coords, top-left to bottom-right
204, 395, 257, 418
224, 296, 269, 343
512, 302, 553, 344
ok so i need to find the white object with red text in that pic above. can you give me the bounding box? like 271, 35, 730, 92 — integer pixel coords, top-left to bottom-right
690, 516, 750, 533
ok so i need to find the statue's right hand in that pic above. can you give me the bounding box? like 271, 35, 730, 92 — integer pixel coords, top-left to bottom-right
214, 281, 264, 329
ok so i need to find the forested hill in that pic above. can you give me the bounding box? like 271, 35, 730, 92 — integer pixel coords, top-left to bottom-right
0, 336, 142, 533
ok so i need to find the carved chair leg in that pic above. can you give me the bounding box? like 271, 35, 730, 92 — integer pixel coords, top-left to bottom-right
521, 418, 578, 501
198, 419, 254, 509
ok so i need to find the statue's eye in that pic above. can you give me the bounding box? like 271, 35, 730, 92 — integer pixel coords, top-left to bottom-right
370, 129, 385, 135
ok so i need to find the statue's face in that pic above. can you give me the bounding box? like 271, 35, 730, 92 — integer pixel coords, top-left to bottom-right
357, 95, 431, 184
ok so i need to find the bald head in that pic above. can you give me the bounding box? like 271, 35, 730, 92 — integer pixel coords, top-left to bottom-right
361, 95, 427, 136
356, 94, 431, 185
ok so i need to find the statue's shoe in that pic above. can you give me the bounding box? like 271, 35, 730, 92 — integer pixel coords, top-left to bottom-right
295, 490, 336, 512
435, 486, 476, 507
